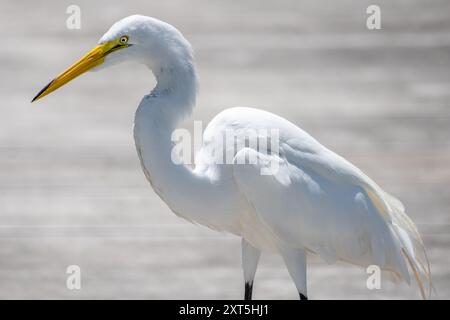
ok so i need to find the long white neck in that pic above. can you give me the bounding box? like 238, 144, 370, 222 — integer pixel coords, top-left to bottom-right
133, 59, 239, 231
151, 59, 198, 120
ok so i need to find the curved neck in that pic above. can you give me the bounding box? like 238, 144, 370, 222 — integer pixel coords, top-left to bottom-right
150, 58, 198, 121
134, 61, 238, 231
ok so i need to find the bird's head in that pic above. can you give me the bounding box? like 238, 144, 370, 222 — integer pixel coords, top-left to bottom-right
32, 15, 194, 102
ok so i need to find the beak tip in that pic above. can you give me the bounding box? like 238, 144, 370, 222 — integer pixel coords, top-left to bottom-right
31, 79, 54, 103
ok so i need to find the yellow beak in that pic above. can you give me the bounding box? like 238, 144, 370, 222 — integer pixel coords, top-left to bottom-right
32, 40, 130, 102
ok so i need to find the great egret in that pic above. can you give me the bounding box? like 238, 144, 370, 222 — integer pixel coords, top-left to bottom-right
32, 15, 431, 299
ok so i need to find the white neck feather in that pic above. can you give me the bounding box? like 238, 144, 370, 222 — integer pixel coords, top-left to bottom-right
133, 58, 238, 231
151, 59, 198, 120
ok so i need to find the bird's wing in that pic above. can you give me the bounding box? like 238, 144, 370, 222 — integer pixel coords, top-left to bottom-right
227, 109, 430, 298
283, 140, 432, 298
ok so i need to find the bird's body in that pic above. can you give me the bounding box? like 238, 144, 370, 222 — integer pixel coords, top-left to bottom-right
33, 15, 431, 299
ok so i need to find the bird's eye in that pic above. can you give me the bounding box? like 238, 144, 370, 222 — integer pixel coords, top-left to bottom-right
119, 36, 129, 44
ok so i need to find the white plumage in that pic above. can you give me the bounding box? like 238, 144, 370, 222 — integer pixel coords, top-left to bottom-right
33, 15, 431, 299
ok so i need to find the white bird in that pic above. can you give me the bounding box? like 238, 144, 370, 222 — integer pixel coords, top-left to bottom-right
32, 15, 431, 299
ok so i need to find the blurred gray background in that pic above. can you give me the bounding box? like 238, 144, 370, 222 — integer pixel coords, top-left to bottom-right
1, 0, 449, 299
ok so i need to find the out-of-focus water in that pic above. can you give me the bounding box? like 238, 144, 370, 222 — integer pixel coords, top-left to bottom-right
0, 0, 449, 299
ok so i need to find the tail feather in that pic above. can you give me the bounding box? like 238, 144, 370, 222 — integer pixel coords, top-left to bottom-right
363, 183, 432, 299
383, 191, 432, 299
330, 155, 432, 298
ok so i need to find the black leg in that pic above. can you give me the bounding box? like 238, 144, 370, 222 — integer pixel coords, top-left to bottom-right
244, 281, 253, 300
299, 292, 308, 300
